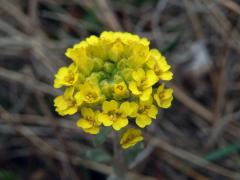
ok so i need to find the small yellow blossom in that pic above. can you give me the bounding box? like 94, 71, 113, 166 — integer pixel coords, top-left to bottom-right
135, 98, 158, 128
98, 100, 130, 131
113, 81, 129, 99
54, 87, 78, 116
54, 63, 79, 88
147, 49, 173, 81
75, 82, 104, 105
120, 128, 143, 149
108, 39, 125, 62
65, 47, 93, 76
128, 44, 149, 68
77, 107, 101, 134
129, 68, 158, 101
154, 84, 173, 108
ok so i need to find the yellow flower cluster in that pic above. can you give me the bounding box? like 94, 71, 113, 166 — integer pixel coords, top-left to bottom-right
53, 31, 173, 149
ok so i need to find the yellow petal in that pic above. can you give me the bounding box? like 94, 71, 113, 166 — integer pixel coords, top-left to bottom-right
161, 96, 173, 108
84, 126, 100, 134
102, 100, 118, 113
121, 136, 144, 149
81, 107, 94, 118
158, 59, 170, 71
147, 105, 158, 119
113, 82, 128, 96
146, 58, 155, 69
157, 84, 164, 94
119, 101, 130, 115
146, 70, 158, 87
129, 102, 139, 117
132, 68, 145, 82
140, 87, 152, 101
65, 106, 78, 115
77, 119, 92, 129
120, 128, 143, 149
160, 71, 173, 81
163, 89, 173, 99
64, 87, 74, 97
136, 114, 152, 128
86, 35, 99, 45
74, 92, 84, 106
129, 81, 141, 95
112, 118, 128, 131
54, 96, 68, 110
154, 93, 161, 107
98, 113, 113, 126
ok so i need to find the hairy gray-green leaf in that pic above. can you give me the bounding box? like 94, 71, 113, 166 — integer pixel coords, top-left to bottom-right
123, 142, 144, 165
85, 148, 111, 163
0, 170, 16, 180
93, 127, 111, 146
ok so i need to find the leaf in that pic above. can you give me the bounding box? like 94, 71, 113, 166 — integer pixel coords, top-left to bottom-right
0, 170, 16, 180
85, 148, 111, 163
93, 127, 111, 146
204, 143, 240, 162
123, 142, 144, 165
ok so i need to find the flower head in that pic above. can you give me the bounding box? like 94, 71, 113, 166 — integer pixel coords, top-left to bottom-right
154, 84, 173, 108
54, 87, 78, 116
98, 100, 130, 131
120, 128, 143, 149
147, 49, 173, 81
135, 98, 158, 128
77, 107, 101, 134
75, 81, 104, 105
54, 64, 79, 88
53, 31, 173, 149
129, 68, 158, 101
113, 81, 129, 99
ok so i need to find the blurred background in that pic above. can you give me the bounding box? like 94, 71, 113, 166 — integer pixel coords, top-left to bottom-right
0, 0, 240, 179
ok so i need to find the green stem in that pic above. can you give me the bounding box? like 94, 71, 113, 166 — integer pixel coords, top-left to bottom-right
113, 132, 126, 179
204, 143, 240, 162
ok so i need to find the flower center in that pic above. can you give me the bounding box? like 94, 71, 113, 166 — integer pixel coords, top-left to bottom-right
86, 93, 98, 102
137, 78, 148, 91
138, 106, 146, 114
109, 114, 116, 121
65, 98, 76, 107
116, 85, 123, 91
124, 134, 136, 144
154, 67, 161, 75
86, 116, 95, 125
64, 72, 75, 83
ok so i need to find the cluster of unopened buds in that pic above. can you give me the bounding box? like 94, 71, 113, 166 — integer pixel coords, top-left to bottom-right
53, 31, 173, 149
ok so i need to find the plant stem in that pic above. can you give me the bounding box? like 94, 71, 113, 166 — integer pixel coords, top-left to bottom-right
113, 132, 126, 179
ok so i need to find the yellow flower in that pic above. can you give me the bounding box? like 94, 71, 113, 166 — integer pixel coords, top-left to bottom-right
65, 47, 93, 76
53, 31, 174, 149
147, 49, 173, 81
128, 43, 149, 68
129, 68, 158, 101
135, 98, 158, 128
154, 84, 173, 108
77, 107, 101, 134
100, 80, 113, 99
54, 87, 78, 116
54, 63, 79, 88
108, 39, 125, 62
75, 82, 104, 105
98, 100, 130, 131
121, 68, 133, 81
120, 128, 143, 149
113, 81, 129, 99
